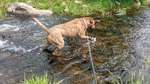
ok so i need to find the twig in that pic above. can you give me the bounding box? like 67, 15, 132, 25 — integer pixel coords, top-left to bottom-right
87, 39, 97, 84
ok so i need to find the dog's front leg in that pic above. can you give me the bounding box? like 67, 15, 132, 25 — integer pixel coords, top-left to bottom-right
80, 35, 90, 40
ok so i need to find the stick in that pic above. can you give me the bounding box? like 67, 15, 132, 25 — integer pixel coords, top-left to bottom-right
87, 39, 97, 84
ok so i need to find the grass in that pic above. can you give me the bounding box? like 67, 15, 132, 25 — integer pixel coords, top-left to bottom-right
22, 68, 146, 84
23, 74, 49, 84
0, 0, 148, 18
102, 70, 144, 84
23, 73, 62, 84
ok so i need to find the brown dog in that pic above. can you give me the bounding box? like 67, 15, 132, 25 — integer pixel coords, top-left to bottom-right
32, 17, 96, 54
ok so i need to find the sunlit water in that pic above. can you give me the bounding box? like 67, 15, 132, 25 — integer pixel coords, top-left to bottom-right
0, 8, 150, 84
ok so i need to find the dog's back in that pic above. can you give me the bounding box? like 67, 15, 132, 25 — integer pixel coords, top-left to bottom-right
48, 18, 83, 37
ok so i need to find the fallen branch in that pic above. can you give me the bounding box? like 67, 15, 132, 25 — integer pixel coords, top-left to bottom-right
7, 2, 52, 16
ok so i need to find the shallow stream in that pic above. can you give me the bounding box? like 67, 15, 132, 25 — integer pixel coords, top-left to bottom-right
0, 8, 150, 84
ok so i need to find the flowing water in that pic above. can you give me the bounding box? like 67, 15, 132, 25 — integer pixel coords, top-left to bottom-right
0, 8, 150, 84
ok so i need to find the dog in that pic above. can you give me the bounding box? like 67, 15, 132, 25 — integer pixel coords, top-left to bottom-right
32, 17, 96, 56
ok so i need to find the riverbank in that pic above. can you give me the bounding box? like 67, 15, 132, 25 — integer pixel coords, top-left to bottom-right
0, 0, 148, 18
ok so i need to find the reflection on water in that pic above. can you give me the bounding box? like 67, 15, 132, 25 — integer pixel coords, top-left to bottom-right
0, 10, 149, 83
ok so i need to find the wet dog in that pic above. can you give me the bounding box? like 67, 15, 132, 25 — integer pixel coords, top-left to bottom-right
32, 17, 96, 59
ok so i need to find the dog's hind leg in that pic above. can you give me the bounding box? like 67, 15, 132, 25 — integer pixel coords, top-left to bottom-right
51, 36, 65, 55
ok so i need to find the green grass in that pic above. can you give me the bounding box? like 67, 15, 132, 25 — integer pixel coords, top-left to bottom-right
23, 73, 62, 84
23, 73, 48, 84
0, 0, 148, 18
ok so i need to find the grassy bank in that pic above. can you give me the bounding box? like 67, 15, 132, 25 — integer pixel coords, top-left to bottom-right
0, 0, 148, 18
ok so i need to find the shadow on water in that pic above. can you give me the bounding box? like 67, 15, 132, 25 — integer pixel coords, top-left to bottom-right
0, 8, 149, 84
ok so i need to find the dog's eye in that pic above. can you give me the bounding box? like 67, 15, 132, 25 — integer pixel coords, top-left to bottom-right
90, 20, 93, 24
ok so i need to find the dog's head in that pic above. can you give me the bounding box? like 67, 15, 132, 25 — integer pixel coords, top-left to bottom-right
83, 17, 96, 29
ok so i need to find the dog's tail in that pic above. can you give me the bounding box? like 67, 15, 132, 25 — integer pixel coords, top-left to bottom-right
32, 17, 50, 34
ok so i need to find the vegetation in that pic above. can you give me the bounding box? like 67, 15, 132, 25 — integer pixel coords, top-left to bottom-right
23, 73, 62, 84
0, 0, 149, 18
22, 72, 143, 84
23, 73, 49, 84
105, 71, 144, 84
